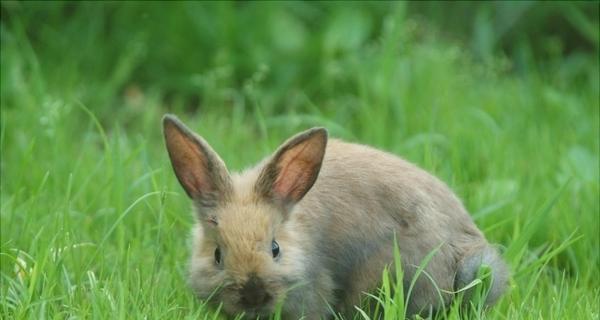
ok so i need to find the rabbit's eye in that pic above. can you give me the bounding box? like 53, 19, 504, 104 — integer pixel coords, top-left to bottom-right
214, 247, 221, 265
272, 240, 280, 258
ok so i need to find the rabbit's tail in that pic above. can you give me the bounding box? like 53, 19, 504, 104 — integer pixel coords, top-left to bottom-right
454, 245, 509, 306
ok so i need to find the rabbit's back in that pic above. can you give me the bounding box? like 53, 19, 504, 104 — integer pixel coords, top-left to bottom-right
295, 139, 488, 313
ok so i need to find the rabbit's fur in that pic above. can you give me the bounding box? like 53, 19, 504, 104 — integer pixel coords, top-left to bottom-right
162, 115, 509, 319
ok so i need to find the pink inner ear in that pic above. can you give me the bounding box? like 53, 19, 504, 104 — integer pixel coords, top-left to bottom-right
181, 171, 209, 196
272, 137, 323, 202
273, 161, 312, 201
166, 125, 212, 198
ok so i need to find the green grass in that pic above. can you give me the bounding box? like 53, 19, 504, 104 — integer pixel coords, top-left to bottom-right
1, 2, 599, 319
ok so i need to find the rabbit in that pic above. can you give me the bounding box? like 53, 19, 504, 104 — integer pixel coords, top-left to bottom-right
162, 114, 509, 319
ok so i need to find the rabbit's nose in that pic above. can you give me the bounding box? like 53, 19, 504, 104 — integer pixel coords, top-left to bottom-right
240, 276, 271, 308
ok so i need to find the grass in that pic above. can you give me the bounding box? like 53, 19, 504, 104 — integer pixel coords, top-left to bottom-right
1, 2, 599, 319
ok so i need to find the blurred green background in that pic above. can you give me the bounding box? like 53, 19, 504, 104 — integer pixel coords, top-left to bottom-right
2, 1, 598, 118
1, 1, 599, 319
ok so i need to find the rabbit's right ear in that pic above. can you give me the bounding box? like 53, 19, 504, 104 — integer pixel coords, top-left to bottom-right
162, 115, 232, 208
255, 128, 328, 211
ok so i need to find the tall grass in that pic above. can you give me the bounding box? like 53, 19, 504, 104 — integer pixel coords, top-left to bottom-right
1, 2, 598, 319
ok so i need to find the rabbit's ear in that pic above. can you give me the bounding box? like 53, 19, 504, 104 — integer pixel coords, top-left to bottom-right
163, 115, 232, 208
256, 128, 327, 208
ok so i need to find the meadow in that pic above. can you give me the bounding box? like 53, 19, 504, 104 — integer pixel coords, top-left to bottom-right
1, 2, 598, 319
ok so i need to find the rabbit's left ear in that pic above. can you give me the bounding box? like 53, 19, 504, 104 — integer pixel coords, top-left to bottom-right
163, 114, 232, 208
255, 128, 328, 208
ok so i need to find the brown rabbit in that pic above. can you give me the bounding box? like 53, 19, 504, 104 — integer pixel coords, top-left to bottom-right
162, 114, 509, 319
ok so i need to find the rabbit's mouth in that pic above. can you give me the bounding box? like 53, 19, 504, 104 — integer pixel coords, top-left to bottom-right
218, 278, 277, 317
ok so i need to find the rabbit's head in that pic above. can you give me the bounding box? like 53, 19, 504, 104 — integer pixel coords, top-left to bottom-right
163, 115, 327, 317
